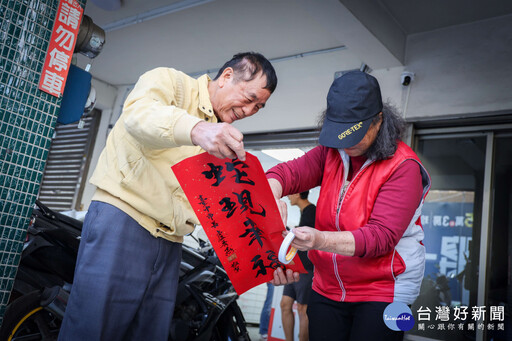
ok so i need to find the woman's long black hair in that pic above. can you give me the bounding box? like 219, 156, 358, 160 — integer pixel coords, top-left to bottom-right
365, 101, 406, 161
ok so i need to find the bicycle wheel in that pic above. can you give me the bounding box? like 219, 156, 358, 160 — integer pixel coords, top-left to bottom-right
0, 290, 62, 341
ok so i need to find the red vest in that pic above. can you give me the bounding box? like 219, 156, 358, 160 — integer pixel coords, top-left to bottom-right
309, 142, 429, 303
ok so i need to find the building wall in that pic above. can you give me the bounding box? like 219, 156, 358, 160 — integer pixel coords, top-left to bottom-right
404, 14, 512, 119
80, 14, 512, 206
236, 14, 512, 133
0, 0, 86, 323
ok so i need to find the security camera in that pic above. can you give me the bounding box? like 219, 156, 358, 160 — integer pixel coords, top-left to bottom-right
401, 71, 415, 86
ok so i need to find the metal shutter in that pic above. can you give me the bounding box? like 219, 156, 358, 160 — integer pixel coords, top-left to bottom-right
37, 111, 100, 211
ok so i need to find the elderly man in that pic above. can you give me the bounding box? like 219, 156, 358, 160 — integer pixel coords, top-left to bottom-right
59, 52, 277, 341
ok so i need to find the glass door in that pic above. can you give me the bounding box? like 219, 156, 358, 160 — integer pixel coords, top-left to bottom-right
487, 134, 512, 341
406, 126, 512, 341
407, 135, 486, 340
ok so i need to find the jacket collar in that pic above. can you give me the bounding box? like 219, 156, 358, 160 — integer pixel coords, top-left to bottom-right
197, 74, 215, 120
338, 149, 374, 182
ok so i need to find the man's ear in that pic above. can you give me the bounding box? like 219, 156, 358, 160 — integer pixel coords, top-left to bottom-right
218, 67, 234, 88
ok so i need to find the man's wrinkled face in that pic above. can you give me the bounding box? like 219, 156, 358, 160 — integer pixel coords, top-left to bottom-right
213, 69, 271, 123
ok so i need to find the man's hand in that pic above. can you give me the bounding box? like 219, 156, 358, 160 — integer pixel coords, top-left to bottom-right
270, 267, 300, 286
191, 121, 246, 161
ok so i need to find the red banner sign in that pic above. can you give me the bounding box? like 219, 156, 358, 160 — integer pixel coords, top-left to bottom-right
172, 152, 305, 294
38, 0, 83, 97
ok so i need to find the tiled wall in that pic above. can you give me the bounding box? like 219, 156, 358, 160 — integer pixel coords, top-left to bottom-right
0, 0, 86, 324
238, 283, 269, 324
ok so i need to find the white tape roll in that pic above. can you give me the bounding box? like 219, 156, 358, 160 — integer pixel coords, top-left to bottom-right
278, 230, 298, 264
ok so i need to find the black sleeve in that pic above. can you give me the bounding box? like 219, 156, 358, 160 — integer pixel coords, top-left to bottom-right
299, 204, 316, 228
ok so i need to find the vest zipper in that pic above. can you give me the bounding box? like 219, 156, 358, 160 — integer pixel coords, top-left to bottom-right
337, 182, 350, 208
333, 159, 374, 301
335, 160, 373, 230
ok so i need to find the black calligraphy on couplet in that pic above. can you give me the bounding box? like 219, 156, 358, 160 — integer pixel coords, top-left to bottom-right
225, 160, 255, 185
198, 195, 216, 224
198, 195, 235, 264
199, 159, 282, 278
202, 163, 225, 186
198, 195, 218, 230
251, 250, 285, 277
220, 190, 266, 219
239, 217, 265, 247
202, 160, 255, 187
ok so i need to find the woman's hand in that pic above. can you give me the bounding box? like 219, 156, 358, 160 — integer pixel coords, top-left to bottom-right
267, 178, 287, 226
276, 199, 288, 226
284, 227, 356, 256
285, 226, 326, 251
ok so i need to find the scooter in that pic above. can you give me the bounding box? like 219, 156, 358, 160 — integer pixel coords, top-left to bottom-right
0, 200, 250, 341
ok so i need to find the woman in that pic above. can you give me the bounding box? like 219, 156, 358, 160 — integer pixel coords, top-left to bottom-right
268, 71, 431, 340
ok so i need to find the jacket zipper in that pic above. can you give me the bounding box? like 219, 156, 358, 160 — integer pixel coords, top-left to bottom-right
333, 157, 374, 301
335, 159, 373, 229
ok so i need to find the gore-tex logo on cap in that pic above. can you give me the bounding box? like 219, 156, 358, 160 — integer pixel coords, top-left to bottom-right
338, 122, 363, 140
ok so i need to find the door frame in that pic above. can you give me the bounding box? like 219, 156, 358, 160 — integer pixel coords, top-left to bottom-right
413, 122, 512, 341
